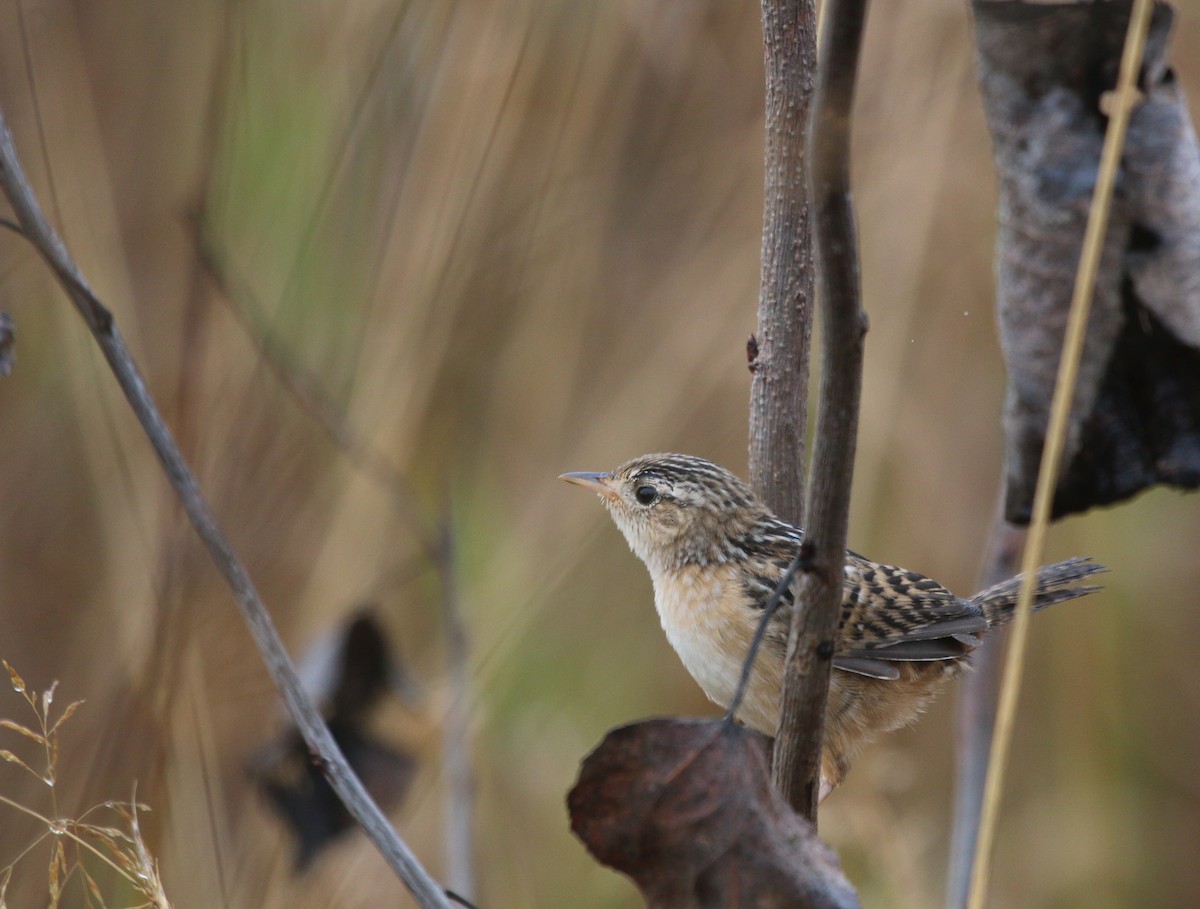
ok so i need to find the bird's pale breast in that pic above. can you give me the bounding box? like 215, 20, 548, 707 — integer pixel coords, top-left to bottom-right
651, 562, 782, 734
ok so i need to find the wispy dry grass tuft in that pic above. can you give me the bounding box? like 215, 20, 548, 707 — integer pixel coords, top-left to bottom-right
0, 662, 170, 909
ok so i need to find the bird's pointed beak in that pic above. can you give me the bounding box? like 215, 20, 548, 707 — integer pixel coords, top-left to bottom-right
559, 471, 617, 500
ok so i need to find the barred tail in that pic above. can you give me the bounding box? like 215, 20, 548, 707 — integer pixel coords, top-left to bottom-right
970, 556, 1107, 627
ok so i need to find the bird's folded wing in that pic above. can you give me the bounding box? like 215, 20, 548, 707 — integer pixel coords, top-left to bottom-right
832, 556, 990, 679
833, 626, 984, 679
831, 656, 901, 680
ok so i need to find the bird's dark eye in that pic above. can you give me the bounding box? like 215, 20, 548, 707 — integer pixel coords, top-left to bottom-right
634, 484, 658, 506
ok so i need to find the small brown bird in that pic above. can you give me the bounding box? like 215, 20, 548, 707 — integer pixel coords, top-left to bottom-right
561, 453, 1105, 798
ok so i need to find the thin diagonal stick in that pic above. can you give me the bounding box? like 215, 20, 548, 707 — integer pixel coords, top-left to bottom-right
0, 107, 453, 909
725, 549, 806, 723
966, 2, 1154, 905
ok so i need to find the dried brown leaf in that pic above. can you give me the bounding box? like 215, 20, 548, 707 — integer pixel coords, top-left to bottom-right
2, 662, 26, 696
49, 701, 84, 735
42, 681, 58, 718
0, 749, 36, 776
568, 718, 860, 909
82, 868, 104, 908
256, 722, 418, 868
48, 838, 66, 909
973, 0, 1200, 521
75, 823, 135, 847
0, 719, 45, 744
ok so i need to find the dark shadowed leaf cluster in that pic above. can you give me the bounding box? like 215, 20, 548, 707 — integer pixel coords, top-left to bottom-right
974, 0, 1200, 521
254, 613, 418, 869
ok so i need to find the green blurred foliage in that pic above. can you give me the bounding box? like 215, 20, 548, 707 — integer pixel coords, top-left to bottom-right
0, 1, 1197, 907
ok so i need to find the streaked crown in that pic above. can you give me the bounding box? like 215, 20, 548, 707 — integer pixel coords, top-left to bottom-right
562, 453, 774, 570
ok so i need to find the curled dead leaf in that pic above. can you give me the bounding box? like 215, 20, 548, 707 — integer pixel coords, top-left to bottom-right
0, 719, 45, 744
568, 717, 860, 909
253, 612, 420, 868
3, 661, 26, 695
973, 0, 1200, 521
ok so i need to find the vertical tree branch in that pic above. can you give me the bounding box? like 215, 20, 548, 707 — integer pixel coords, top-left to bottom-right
0, 107, 454, 909
771, 0, 870, 820
750, 0, 818, 526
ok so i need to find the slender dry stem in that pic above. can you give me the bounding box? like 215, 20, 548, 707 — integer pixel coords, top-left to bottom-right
966, 2, 1154, 904
0, 795, 134, 890
436, 517, 476, 900
0, 106, 453, 909
945, 502, 1023, 909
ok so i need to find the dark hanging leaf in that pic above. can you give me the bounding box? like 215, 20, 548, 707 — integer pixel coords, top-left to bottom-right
330, 613, 396, 723
254, 611, 419, 869
973, 0, 1200, 521
258, 722, 417, 870
568, 718, 860, 909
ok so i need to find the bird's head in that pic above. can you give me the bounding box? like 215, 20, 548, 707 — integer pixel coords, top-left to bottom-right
560, 453, 770, 571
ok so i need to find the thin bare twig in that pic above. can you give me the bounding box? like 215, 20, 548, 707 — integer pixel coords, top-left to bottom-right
967, 1, 1154, 904
724, 552, 805, 724
771, 0, 870, 821
198, 223, 477, 893
0, 106, 454, 909
435, 516, 476, 900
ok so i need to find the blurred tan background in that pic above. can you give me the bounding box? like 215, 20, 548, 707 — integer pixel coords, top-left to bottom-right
0, 1, 1198, 907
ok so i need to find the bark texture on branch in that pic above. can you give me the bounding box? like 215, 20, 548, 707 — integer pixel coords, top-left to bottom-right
750, 0, 818, 527
974, 0, 1200, 522
771, 0, 870, 820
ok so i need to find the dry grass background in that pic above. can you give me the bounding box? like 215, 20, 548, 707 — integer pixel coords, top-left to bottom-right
0, 1, 1198, 907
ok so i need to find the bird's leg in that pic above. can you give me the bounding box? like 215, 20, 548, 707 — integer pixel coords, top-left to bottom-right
818, 751, 851, 803
818, 775, 836, 803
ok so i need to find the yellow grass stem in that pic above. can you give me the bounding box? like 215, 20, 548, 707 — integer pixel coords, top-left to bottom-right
966, 1, 1155, 905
